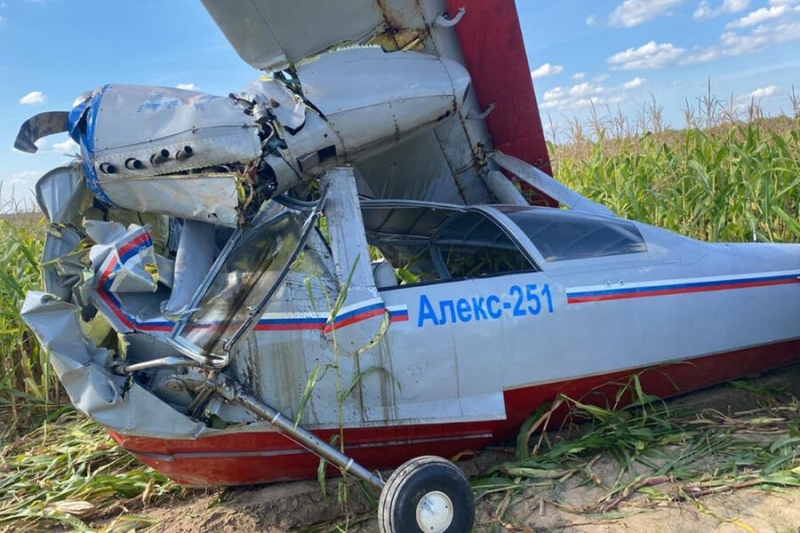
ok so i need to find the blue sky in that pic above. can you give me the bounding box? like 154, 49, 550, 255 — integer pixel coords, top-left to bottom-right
2, 0, 800, 206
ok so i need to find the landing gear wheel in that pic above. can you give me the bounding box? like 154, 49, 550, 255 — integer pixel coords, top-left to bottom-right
378, 455, 475, 533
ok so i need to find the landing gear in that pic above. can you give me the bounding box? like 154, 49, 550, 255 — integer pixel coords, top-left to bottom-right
210, 374, 476, 532
378, 456, 475, 533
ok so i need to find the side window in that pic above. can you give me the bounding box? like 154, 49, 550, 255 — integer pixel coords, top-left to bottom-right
438, 244, 533, 279
503, 208, 647, 262
433, 212, 535, 280
374, 242, 441, 284
364, 206, 536, 287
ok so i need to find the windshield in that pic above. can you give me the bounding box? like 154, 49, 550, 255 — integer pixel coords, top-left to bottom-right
179, 212, 304, 358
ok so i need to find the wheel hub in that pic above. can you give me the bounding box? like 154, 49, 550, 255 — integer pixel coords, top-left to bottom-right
415, 490, 454, 533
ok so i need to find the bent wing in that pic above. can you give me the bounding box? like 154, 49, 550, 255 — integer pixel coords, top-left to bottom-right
199, 0, 553, 205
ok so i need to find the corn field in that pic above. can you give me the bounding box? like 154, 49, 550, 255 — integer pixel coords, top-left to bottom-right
553, 127, 800, 243
0, 210, 53, 434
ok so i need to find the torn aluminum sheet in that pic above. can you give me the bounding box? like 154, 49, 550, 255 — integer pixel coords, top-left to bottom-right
35, 165, 93, 225
81, 221, 178, 334
237, 77, 307, 130
21, 292, 206, 438
86, 221, 160, 294
162, 220, 216, 317
68, 84, 263, 226
41, 225, 85, 303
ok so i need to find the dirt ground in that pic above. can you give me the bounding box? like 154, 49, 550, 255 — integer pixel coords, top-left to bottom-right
107, 364, 800, 533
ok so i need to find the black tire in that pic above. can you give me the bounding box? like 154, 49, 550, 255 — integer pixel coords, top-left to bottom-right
378, 455, 475, 533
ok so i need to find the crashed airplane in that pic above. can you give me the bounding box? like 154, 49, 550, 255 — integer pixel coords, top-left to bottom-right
15, 1, 800, 532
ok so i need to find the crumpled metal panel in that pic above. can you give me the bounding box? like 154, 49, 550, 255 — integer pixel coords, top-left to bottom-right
21, 292, 206, 438
74, 85, 261, 225
162, 220, 216, 316
99, 172, 243, 227
91, 85, 257, 160
35, 165, 93, 225
80, 221, 177, 334
86, 221, 159, 294
41, 226, 84, 302
238, 78, 306, 130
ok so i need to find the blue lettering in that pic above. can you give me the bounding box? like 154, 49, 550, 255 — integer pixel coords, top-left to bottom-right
456, 298, 472, 322
542, 284, 554, 313
438, 300, 457, 324
418, 295, 440, 327
509, 285, 526, 317
526, 284, 542, 315
486, 295, 502, 319
471, 297, 488, 321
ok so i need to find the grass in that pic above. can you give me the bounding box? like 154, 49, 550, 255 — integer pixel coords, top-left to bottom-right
0, 410, 181, 532
473, 376, 800, 525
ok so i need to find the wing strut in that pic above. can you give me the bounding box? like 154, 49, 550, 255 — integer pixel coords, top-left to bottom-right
491, 152, 615, 217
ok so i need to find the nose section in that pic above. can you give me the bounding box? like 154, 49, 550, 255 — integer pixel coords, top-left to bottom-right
440, 57, 472, 107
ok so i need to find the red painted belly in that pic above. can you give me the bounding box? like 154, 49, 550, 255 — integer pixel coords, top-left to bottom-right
110, 339, 800, 486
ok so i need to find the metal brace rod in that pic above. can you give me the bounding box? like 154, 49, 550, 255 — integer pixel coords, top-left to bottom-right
217, 375, 385, 489
118, 357, 204, 374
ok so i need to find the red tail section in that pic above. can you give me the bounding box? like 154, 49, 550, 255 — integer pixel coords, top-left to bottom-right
446, 0, 555, 205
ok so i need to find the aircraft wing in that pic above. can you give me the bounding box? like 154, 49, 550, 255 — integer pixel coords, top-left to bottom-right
199, 0, 553, 205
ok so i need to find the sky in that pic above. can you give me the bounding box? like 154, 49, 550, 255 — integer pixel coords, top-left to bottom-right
1, 0, 800, 206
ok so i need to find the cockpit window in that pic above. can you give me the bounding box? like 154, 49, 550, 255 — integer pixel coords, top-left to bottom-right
501, 207, 647, 262
434, 212, 535, 279
363, 205, 536, 285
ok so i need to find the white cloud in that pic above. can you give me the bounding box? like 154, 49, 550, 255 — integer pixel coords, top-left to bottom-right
572, 72, 586, 80
721, 20, 800, 54
570, 83, 606, 97
541, 82, 607, 110
738, 85, 780, 99
769, 0, 800, 5
623, 77, 647, 89
531, 63, 564, 79
726, 5, 790, 28
586, 14, 598, 26
684, 13, 800, 64
608, 94, 629, 105
52, 138, 79, 153
19, 91, 46, 105
593, 73, 612, 82
609, 0, 684, 27
607, 41, 686, 70
724, 0, 751, 10
694, 0, 750, 19
682, 47, 721, 63
175, 83, 199, 91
